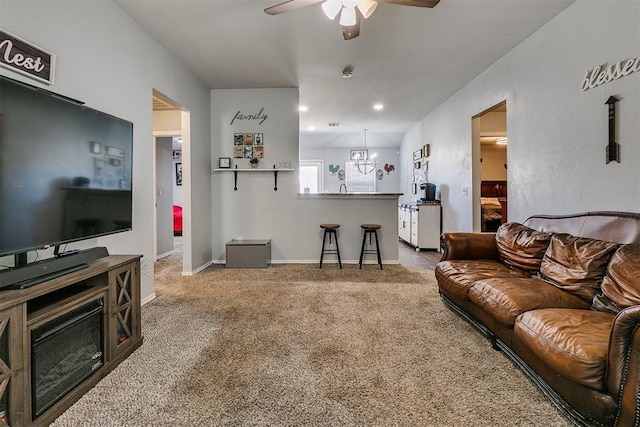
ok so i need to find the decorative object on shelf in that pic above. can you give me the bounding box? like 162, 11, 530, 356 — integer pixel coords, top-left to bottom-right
423, 144, 430, 158
606, 95, 620, 164
329, 164, 341, 175
383, 163, 395, 174
351, 129, 377, 174
175, 163, 182, 186
413, 149, 422, 161
218, 157, 231, 168
376, 169, 383, 180
338, 170, 345, 180
250, 157, 259, 168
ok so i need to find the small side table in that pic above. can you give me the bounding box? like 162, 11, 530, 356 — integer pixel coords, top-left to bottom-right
226, 239, 271, 268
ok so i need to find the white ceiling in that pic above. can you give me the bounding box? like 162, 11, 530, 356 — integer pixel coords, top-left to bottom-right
116, 0, 575, 148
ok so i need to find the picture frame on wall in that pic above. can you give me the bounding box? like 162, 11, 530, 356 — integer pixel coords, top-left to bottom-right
233, 146, 243, 159
234, 133, 243, 145
422, 144, 430, 158
175, 163, 182, 186
414, 161, 421, 169
218, 157, 231, 168
350, 149, 367, 160
413, 149, 422, 161
254, 133, 263, 145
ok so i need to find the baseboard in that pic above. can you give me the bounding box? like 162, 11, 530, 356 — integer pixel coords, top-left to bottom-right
213, 259, 401, 265
156, 250, 176, 261
182, 260, 214, 276
141, 292, 157, 306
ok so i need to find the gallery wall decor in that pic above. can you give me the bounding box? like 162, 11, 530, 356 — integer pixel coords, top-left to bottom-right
605, 95, 620, 163
175, 163, 183, 186
413, 149, 422, 161
234, 132, 265, 160
423, 144, 430, 158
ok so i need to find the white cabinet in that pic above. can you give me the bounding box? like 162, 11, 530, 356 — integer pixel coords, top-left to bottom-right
398, 205, 412, 243
416, 204, 441, 250
399, 204, 441, 250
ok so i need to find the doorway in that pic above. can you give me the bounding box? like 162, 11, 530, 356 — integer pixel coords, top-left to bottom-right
472, 102, 507, 232
152, 90, 190, 272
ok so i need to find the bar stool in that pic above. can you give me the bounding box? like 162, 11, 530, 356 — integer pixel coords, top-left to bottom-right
319, 224, 342, 269
359, 224, 382, 270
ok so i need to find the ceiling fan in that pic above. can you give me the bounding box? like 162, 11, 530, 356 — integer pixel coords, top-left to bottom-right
264, 0, 440, 40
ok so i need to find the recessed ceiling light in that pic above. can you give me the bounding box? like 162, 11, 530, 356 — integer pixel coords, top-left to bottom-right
373, 103, 384, 111
298, 106, 308, 112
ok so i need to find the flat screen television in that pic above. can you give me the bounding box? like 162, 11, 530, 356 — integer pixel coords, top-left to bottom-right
0, 75, 133, 266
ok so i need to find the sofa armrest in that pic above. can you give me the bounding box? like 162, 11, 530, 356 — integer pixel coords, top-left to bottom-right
440, 232, 499, 261
607, 305, 640, 426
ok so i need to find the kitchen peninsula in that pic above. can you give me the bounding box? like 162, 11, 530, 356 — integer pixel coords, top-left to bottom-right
297, 192, 402, 265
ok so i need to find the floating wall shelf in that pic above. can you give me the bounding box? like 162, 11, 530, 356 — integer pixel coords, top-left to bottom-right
213, 168, 295, 191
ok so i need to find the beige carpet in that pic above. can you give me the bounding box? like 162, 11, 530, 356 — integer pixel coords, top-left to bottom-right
53, 256, 570, 426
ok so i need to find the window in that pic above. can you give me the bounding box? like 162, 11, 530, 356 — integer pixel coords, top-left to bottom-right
299, 160, 323, 193
344, 161, 376, 192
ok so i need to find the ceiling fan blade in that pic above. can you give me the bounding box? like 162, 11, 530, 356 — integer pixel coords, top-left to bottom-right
342, 18, 360, 40
264, 0, 323, 15
381, 0, 440, 7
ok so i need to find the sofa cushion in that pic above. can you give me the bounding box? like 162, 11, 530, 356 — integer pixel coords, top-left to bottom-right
495, 223, 552, 272
592, 244, 640, 314
540, 233, 618, 301
515, 308, 614, 391
435, 260, 529, 302
469, 278, 589, 327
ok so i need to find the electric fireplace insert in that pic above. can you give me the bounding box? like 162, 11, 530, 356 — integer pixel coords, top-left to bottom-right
30, 298, 104, 419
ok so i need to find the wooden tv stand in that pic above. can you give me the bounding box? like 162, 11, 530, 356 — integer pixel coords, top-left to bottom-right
0, 255, 143, 427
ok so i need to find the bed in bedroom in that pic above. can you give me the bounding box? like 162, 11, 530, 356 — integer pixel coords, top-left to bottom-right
480, 180, 507, 232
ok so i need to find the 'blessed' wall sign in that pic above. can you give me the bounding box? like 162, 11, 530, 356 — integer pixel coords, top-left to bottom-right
581, 55, 640, 91
0, 28, 55, 85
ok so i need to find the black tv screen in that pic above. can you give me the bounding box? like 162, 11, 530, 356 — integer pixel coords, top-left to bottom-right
0, 76, 133, 259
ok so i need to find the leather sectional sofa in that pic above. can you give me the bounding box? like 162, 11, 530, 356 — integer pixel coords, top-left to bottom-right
435, 211, 640, 427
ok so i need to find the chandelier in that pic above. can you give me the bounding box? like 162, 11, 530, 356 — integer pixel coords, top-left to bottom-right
321, 0, 378, 26
352, 129, 377, 174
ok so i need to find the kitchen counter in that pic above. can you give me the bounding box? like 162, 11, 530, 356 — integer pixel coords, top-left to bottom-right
298, 192, 402, 199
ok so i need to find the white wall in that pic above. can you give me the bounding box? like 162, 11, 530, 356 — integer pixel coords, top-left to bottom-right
480, 146, 507, 181
400, 0, 640, 232
211, 89, 399, 264
0, 1, 212, 299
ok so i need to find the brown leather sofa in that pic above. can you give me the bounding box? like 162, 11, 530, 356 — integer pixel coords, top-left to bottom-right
435, 211, 640, 427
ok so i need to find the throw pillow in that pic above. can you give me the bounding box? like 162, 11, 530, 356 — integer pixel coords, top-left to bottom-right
540, 233, 619, 301
495, 222, 552, 272
592, 244, 640, 314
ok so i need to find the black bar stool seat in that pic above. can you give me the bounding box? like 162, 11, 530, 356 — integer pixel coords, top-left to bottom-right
319, 224, 342, 269
359, 224, 382, 270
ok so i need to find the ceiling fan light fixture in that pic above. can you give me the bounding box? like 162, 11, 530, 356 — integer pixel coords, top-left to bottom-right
357, 0, 378, 19
342, 0, 359, 8
339, 6, 357, 26
321, 0, 342, 20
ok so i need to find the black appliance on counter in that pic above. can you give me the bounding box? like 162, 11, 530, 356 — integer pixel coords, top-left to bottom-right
419, 183, 437, 203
